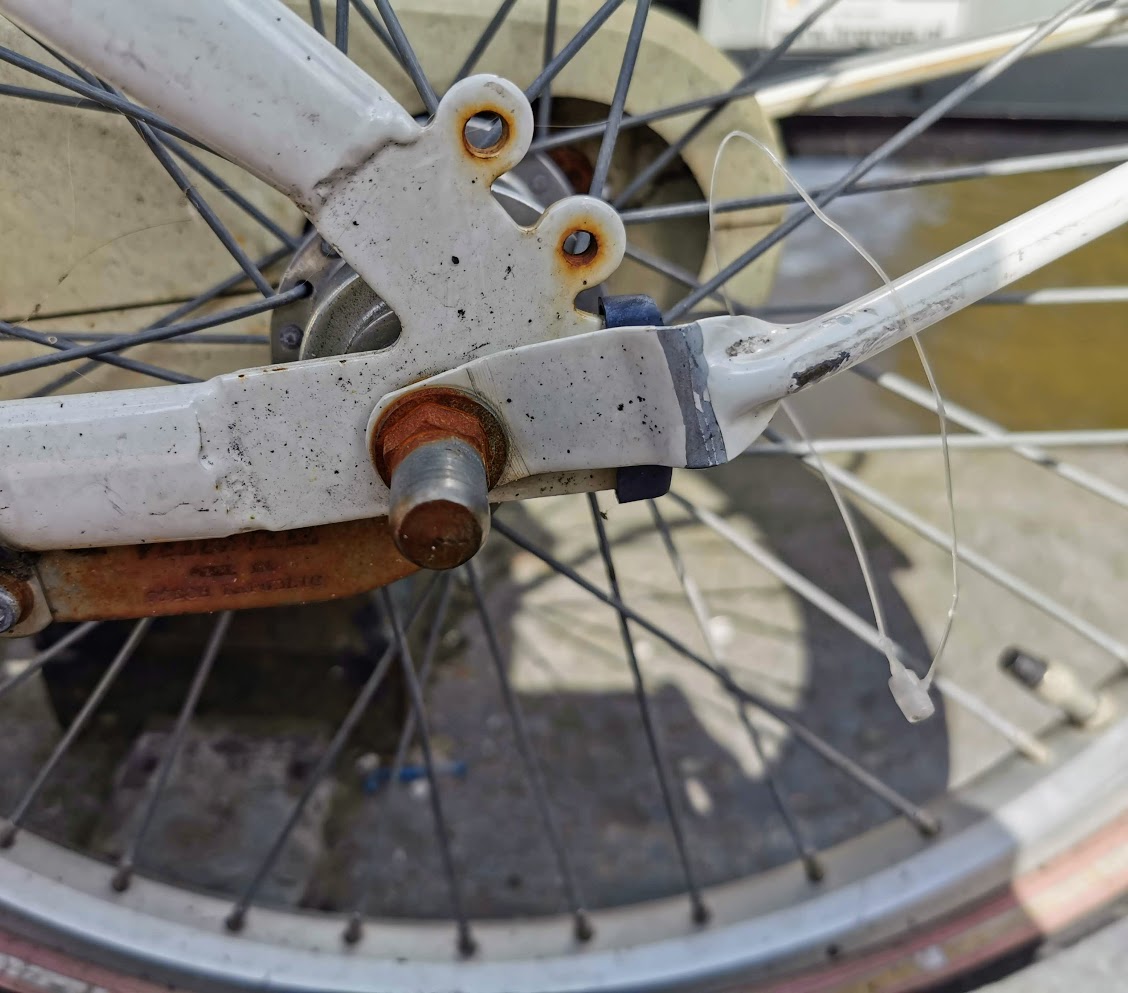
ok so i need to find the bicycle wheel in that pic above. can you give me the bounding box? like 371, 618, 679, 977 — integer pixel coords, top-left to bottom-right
0, 2, 1127, 991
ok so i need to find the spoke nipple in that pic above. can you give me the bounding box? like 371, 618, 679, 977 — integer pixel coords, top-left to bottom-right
457, 927, 478, 958
573, 912, 594, 943
342, 914, 363, 946
111, 863, 133, 892
225, 907, 247, 933
802, 854, 825, 883
691, 900, 711, 926
0, 820, 17, 849
916, 813, 942, 837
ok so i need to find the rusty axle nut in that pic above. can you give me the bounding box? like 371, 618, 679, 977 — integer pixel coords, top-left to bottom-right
372, 387, 506, 487
372, 389, 507, 570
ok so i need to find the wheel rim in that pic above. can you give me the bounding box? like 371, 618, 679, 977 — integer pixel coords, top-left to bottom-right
1, 1, 1127, 989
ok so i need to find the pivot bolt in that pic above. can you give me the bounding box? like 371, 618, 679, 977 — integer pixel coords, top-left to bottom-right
277, 323, 304, 351
0, 587, 22, 634
373, 389, 507, 571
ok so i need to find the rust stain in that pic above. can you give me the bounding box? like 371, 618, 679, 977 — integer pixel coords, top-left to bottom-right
546, 146, 594, 194
548, 209, 615, 285
559, 226, 601, 268
460, 107, 513, 160
36, 518, 418, 621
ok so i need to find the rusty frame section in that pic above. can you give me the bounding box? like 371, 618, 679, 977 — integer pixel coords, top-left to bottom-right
35, 518, 418, 621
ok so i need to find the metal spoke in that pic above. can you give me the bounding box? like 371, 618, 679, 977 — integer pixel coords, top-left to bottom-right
225, 577, 440, 932
585, 495, 708, 922
525, 0, 627, 103
373, 0, 439, 115
613, 0, 841, 209
55, 332, 270, 346
310, 0, 326, 36
588, 0, 651, 199
335, 0, 350, 53
529, 5, 1125, 156
31, 21, 278, 285
162, 138, 300, 250
761, 425, 1128, 666
0, 82, 110, 112
0, 321, 198, 385
381, 578, 453, 795
348, 0, 403, 63
453, 0, 520, 83
344, 574, 455, 944
747, 430, 1128, 455
623, 243, 728, 305
619, 144, 1128, 225
667, 494, 1050, 764
24, 31, 238, 206
536, 0, 559, 132
0, 284, 307, 379
0, 45, 204, 147
466, 560, 594, 941
664, 0, 1104, 321
0, 622, 101, 704
380, 586, 477, 957
0, 618, 152, 848
105, 82, 274, 298
494, 517, 941, 834
112, 612, 233, 892
530, 82, 762, 156
30, 245, 293, 398
646, 501, 824, 881
851, 365, 1128, 512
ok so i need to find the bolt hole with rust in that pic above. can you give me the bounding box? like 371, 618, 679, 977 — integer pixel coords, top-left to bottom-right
462, 111, 509, 158
562, 229, 598, 266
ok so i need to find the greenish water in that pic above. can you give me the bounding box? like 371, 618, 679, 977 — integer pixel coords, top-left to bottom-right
768, 160, 1128, 433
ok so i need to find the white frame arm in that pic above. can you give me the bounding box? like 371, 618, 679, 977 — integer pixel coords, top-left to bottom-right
0, 0, 1127, 554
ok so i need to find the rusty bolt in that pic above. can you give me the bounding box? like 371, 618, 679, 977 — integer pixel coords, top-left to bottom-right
0, 587, 22, 634
379, 405, 489, 480
372, 388, 507, 571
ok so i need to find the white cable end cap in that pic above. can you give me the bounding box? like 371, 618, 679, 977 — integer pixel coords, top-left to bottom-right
888, 667, 935, 723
